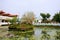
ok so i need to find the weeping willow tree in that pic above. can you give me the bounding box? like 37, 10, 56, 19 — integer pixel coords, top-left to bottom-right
21, 12, 35, 25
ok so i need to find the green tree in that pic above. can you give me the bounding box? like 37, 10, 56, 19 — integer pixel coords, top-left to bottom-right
52, 11, 60, 23
40, 13, 50, 23
40, 13, 47, 22
10, 17, 17, 24
8, 17, 18, 29
40, 13, 46, 19
46, 13, 50, 18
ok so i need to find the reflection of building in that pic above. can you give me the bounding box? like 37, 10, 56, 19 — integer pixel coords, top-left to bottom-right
0, 10, 18, 26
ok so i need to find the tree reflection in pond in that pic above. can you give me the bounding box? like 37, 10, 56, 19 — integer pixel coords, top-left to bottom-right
7, 30, 35, 40
0, 27, 60, 40
40, 30, 50, 40
54, 31, 60, 40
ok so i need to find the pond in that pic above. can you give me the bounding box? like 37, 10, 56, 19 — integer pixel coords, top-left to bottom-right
0, 26, 60, 40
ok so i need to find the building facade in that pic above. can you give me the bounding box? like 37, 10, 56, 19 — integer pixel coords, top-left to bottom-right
0, 10, 17, 26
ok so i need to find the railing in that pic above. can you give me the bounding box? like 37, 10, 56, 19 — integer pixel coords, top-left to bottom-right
33, 23, 60, 26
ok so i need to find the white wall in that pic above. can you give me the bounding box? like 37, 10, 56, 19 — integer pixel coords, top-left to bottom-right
0, 16, 13, 20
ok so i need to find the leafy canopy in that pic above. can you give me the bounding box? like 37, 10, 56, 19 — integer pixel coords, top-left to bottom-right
52, 11, 60, 23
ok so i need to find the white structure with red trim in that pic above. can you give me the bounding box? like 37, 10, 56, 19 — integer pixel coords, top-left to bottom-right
0, 10, 18, 26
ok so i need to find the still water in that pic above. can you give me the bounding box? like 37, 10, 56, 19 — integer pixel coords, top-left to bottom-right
0, 27, 60, 40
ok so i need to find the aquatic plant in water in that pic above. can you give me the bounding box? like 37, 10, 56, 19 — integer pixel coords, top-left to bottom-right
54, 31, 60, 40
40, 30, 50, 40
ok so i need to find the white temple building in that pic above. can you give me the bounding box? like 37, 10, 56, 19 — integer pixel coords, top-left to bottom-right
0, 10, 17, 26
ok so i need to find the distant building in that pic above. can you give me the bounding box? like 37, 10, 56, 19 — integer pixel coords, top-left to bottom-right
0, 10, 18, 26
33, 17, 42, 24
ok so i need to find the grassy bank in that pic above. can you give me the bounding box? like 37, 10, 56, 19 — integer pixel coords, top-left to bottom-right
9, 24, 34, 31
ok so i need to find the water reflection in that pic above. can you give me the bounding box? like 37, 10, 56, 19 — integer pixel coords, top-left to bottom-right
6, 30, 35, 40
0, 27, 60, 40
34, 27, 60, 40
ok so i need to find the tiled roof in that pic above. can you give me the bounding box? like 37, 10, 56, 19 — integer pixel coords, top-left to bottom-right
0, 10, 18, 17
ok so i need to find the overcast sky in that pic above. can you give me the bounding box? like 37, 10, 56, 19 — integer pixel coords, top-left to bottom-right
0, 0, 60, 18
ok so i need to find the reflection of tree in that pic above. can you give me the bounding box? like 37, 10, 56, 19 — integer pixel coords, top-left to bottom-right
40, 30, 50, 40
29, 35, 35, 40
9, 30, 34, 37
54, 31, 60, 40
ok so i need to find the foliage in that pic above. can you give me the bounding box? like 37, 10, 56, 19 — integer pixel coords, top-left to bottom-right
46, 13, 50, 18
8, 16, 34, 31
21, 12, 35, 24
40, 13, 50, 23
8, 17, 20, 30
40, 13, 47, 20
40, 30, 50, 40
9, 17, 17, 24
34, 19, 39, 23
52, 11, 60, 23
